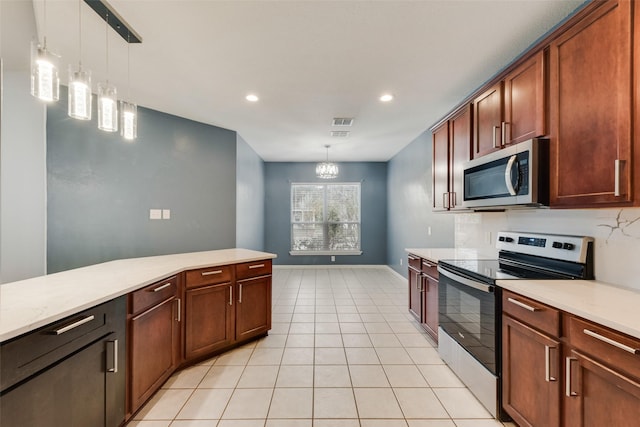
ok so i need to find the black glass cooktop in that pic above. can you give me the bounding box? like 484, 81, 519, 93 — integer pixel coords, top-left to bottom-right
438, 258, 569, 284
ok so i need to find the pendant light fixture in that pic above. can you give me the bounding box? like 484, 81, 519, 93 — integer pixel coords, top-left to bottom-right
316, 145, 339, 179
98, 12, 117, 132
31, 0, 60, 102
68, 0, 91, 120
120, 34, 137, 140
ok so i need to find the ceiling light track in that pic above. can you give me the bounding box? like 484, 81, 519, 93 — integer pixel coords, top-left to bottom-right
84, 0, 142, 43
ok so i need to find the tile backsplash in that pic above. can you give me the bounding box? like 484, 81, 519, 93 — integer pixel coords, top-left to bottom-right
455, 207, 640, 291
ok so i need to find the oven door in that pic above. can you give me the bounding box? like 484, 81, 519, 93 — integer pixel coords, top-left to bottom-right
438, 266, 500, 375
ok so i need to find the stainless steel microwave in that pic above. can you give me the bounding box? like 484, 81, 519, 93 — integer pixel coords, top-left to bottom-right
462, 138, 548, 209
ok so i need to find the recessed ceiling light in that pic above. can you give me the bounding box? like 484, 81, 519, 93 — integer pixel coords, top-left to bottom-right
246, 94, 259, 102
379, 94, 394, 102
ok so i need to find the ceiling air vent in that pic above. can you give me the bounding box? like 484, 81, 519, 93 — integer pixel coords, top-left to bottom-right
331, 130, 350, 138
332, 118, 354, 127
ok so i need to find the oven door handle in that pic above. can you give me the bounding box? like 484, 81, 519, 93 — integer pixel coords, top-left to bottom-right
437, 266, 494, 294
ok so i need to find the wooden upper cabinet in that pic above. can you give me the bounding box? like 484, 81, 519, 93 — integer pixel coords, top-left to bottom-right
449, 105, 472, 210
504, 50, 546, 145
432, 104, 472, 211
549, 0, 633, 207
432, 122, 450, 211
473, 82, 504, 158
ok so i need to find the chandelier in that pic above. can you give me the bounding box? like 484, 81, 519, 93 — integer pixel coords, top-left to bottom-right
316, 145, 339, 179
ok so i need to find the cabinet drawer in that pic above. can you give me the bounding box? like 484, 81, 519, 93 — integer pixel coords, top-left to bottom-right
566, 315, 640, 381
503, 290, 560, 337
130, 275, 178, 315
186, 265, 233, 288
421, 259, 438, 279
236, 260, 272, 280
1, 297, 124, 392
408, 254, 421, 270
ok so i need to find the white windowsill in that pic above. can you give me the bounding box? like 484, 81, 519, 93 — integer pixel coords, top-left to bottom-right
289, 251, 363, 256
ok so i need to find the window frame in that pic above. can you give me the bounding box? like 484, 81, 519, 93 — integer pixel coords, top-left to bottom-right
289, 182, 363, 256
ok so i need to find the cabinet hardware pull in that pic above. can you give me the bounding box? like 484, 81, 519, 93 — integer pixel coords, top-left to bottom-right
249, 264, 265, 269
229, 286, 233, 306
51, 314, 95, 335
106, 340, 118, 373
565, 357, 578, 397
239, 284, 243, 303
423, 261, 434, 268
507, 297, 538, 312
493, 125, 501, 148
583, 329, 639, 355
176, 298, 181, 322
614, 159, 622, 197
545, 345, 557, 382
152, 282, 172, 292
202, 270, 223, 276
417, 274, 423, 291
501, 121, 509, 146
451, 191, 457, 208
408, 255, 419, 261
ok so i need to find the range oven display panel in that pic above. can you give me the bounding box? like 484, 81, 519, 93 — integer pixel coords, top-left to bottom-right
518, 237, 546, 247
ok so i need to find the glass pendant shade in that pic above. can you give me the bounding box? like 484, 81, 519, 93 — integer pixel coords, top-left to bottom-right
68, 66, 92, 120
316, 162, 339, 179
30, 40, 60, 102
120, 101, 137, 140
97, 82, 118, 132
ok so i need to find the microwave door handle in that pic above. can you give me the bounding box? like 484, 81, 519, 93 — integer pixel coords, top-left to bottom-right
504, 155, 518, 196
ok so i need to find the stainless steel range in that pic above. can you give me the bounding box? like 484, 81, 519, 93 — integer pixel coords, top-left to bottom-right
437, 231, 594, 420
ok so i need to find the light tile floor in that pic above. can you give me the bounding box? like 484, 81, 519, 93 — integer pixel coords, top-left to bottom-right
127, 267, 517, 427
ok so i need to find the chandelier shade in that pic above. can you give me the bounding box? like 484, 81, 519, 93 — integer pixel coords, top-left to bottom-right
316, 145, 339, 179
30, 40, 60, 102
68, 67, 92, 120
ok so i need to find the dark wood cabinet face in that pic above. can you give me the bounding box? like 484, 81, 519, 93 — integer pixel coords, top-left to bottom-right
502, 315, 561, 427
449, 105, 472, 210
549, 0, 633, 207
474, 82, 504, 158
432, 123, 450, 211
504, 50, 546, 145
422, 274, 439, 343
408, 266, 422, 322
129, 297, 179, 412
564, 349, 640, 427
185, 283, 234, 359
235, 276, 272, 342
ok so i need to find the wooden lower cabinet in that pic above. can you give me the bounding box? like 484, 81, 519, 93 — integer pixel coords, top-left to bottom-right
421, 260, 439, 343
408, 265, 422, 321
236, 275, 272, 342
184, 282, 234, 359
502, 315, 561, 427
564, 349, 640, 427
128, 277, 181, 415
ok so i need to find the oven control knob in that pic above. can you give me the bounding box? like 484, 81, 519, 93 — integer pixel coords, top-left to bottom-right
498, 236, 505, 242
552, 241, 563, 249
563, 242, 575, 250
505, 237, 514, 243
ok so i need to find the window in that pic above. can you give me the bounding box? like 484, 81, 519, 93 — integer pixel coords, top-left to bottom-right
290, 183, 361, 255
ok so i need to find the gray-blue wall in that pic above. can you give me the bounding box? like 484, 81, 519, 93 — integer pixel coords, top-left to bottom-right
387, 131, 455, 277
236, 134, 265, 251
47, 91, 238, 273
264, 162, 387, 265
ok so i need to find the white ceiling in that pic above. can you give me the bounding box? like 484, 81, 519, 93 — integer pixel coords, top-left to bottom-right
9, 0, 584, 161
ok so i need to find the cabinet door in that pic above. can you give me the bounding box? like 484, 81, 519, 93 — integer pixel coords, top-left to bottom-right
502, 315, 561, 427
0, 335, 120, 427
504, 50, 545, 145
129, 297, 179, 413
235, 275, 272, 342
449, 105, 472, 210
432, 122, 450, 211
473, 82, 504, 158
549, 0, 633, 207
564, 349, 640, 427
185, 283, 234, 360
422, 274, 439, 343
408, 266, 422, 322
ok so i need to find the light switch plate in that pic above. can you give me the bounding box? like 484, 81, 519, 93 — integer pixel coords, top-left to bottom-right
162, 209, 171, 219
149, 209, 162, 220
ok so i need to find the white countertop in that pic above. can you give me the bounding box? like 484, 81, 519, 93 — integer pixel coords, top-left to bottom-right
498, 279, 640, 340
0, 249, 276, 343
405, 248, 493, 263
